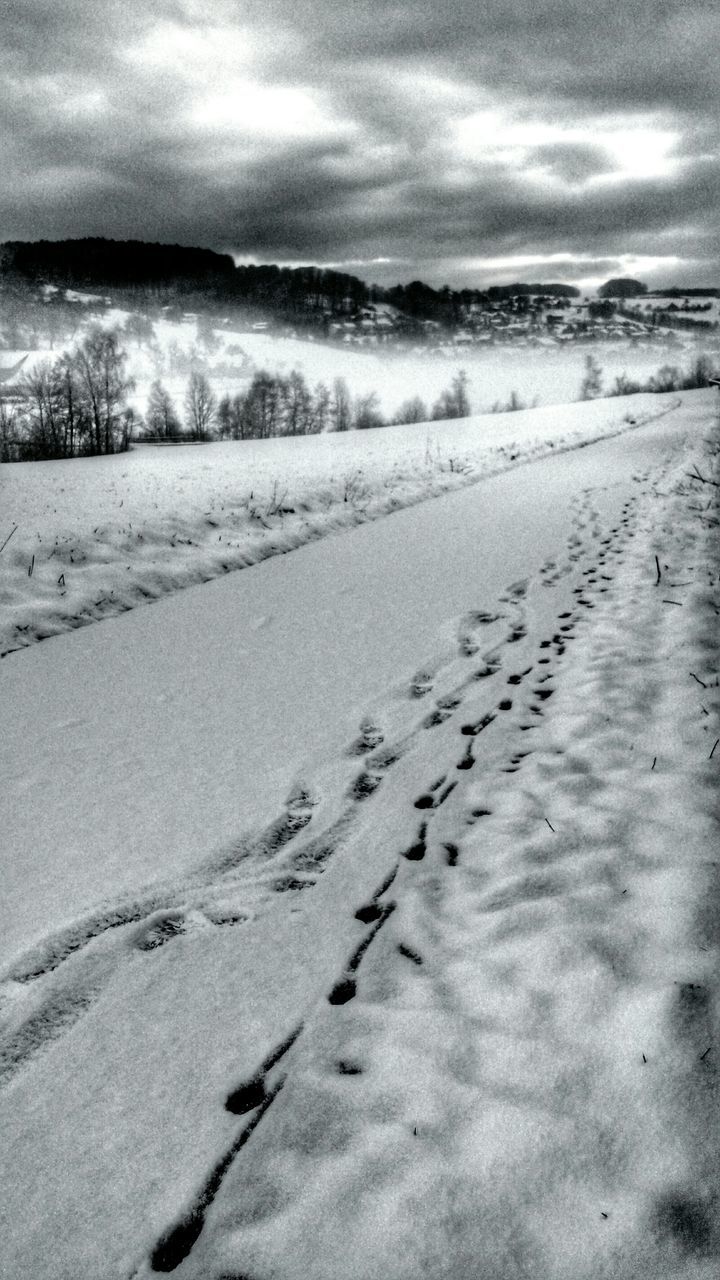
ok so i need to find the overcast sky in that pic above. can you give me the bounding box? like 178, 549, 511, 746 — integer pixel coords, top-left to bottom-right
1, 0, 718, 290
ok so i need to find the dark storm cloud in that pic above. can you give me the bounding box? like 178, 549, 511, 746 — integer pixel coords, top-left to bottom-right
1, 0, 718, 287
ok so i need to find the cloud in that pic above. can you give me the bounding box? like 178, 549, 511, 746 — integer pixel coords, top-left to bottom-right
1, 0, 718, 287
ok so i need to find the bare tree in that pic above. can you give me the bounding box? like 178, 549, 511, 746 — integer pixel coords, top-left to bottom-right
72, 327, 135, 453
239, 371, 283, 439
123, 312, 155, 348
354, 391, 385, 430
19, 359, 65, 458
331, 376, 352, 431
184, 370, 217, 440
146, 380, 181, 438
579, 354, 603, 400
432, 370, 471, 420
311, 381, 331, 433
0, 399, 18, 461
281, 369, 313, 435
394, 395, 428, 424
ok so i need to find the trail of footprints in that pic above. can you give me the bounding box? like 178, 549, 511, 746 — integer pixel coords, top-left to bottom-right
2, 492, 642, 1097
3, 477, 653, 1273
139, 491, 653, 1274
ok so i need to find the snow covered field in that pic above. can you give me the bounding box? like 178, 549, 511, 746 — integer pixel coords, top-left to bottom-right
0, 390, 686, 657
1, 389, 719, 1279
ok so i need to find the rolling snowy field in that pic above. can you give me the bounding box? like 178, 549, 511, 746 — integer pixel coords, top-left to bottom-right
1, 389, 719, 1280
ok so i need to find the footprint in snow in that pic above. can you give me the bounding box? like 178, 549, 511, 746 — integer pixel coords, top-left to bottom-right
348, 716, 384, 756
410, 669, 434, 698
499, 579, 528, 603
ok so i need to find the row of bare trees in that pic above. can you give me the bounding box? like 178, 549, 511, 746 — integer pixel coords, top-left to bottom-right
146, 369, 472, 442
2, 328, 135, 460
145, 370, 352, 441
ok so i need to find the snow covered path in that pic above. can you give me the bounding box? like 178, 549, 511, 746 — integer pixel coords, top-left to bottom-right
1, 395, 719, 1279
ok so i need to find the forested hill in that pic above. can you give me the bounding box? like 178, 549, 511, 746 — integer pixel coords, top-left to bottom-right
0, 236, 581, 322
0, 238, 236, 289
0, 238, 372, 317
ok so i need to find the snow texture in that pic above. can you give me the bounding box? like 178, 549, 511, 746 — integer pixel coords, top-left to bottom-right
0, 389, 719, 1280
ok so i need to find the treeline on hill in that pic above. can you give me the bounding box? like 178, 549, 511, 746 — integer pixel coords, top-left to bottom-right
0, 237, 581, 328
0, 239, 235, 290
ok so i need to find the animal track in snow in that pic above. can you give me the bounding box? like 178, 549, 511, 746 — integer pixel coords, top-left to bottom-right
507, 667, 533, 685
507, 624, 527, 643
327, 902, 396, 1006
225, 1023, 303, 1116
414, 779, 457, 809
422, 694, 462, 729
461, 712, 496, 737
499, 579, 528, 604
397, 943, 423, 966
403, 822, 428, 861
533, 688, 555, 702
151, 1079, 285, 1272
473, 659, 501, 680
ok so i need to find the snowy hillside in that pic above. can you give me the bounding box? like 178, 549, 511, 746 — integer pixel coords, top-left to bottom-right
1, 391, 719, 1280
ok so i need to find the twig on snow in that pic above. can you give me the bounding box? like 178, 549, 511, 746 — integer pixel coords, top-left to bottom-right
0, 525, 18, 554
710, 739, 719, 760
690, 672, 708, 688
687, 465, 720, 488
654, 555, 662, 585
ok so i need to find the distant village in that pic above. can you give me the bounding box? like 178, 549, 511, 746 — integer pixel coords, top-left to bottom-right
317, 294, 718, 356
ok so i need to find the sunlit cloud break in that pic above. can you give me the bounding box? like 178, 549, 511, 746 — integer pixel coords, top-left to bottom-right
0, 0, 718, 288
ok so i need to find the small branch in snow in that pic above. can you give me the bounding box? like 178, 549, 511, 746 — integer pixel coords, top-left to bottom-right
28, 555, 34, 578
0, 525, 18, 554
690, 672, 708, 688
544, 817, 556, 832
651, 756, 657, 770
700, 1046, 712, 1061
687, 465, 720, 488
710, 739, 719, 760
661, 599, 683, 606
654, 555, 662, 585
